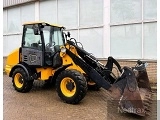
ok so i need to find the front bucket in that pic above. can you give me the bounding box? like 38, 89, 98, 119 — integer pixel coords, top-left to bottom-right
134, 62, 152, 115
134, 61, 151, 91
118, 85, 145, 116
109, 66, 152, 116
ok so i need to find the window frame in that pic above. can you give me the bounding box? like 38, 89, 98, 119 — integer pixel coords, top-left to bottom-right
110, 0, 157, 60
22, 24, 43, 50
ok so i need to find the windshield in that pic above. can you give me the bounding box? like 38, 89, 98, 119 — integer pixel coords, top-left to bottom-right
43, 26, 64, 46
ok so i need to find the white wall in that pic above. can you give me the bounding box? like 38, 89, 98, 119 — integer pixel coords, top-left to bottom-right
3, 35, 22, 56
3, 0, 157, 60
110, 0, 157, 59
3, 3, 35, 56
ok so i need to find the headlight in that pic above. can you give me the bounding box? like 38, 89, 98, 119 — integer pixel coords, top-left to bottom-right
61, 47, 66, 53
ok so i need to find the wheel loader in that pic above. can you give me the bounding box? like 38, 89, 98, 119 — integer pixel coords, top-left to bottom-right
5, 21, 152, 116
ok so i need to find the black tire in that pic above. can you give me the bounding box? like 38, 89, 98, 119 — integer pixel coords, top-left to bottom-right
56, 69, 87, 104
12, 68, 33, 93
43, 77, 56, 88
87, 84, 101, 91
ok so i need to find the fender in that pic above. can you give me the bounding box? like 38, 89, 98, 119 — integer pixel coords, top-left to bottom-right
9, 63, 33, 80
51, 64, 72, 81
66, 49, 112, 90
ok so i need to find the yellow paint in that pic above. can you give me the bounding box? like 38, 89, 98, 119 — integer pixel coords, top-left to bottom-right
5, 37, 86, 82
61, 45, 85, 74
60, 77, 76, 97
37, 44, 85, 80
5, 65, 12, 76
23, 21, 63, 28
14, 73, 23, 88
36, 68, 55, 80
5, 48, 19, 75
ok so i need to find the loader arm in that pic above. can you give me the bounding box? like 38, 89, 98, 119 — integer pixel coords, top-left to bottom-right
65, 38, 152, 116
66, 48, 112, 90
66, 40, 122, 82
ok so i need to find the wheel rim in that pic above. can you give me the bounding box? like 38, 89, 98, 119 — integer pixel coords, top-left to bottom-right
60, 77, 76, 97
14, 73, 24, 88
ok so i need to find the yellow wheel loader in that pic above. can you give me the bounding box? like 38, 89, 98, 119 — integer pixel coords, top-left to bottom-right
5, 21, 152, 116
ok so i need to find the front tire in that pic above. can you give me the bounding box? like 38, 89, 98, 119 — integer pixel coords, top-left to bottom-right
12, 68, 33, 93
56, 69, 87, 104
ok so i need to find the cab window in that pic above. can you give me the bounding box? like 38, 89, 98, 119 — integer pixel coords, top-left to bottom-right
23, 25, 42, 50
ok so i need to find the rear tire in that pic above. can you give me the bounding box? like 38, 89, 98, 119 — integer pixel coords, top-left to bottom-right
44, 77, 56, 88
86, 76, 101, 91
56, 69, 87, 104
12, 68, 33, 93
88, 83, 101, 91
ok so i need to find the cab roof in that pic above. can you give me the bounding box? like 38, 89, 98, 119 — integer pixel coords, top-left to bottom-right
23, 21, 63, 28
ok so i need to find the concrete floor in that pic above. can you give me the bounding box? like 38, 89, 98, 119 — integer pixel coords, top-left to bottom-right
3, 75, 157, 120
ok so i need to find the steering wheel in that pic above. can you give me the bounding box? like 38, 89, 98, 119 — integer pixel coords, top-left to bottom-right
46, 42, 56, 52
46, 43, 51, 47
45, 43, 51, 51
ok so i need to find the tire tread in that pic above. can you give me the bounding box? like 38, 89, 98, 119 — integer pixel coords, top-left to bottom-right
56, 69, 87, 104
12, 67, 33, 93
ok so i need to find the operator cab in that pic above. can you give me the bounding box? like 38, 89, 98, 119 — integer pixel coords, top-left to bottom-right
21, 21, 65, 68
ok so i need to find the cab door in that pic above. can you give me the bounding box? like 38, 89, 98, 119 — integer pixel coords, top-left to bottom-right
21, 24, 43, 66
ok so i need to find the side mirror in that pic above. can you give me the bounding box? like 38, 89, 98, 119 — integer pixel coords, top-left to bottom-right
67, 32, 71, 38
34, 28, 39, 35
32, 25, 39, 35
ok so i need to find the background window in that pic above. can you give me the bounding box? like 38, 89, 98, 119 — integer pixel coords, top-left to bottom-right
110, 0, 157, 59
143, 23, 157, 59
143, 0, 157, 20
21, 4, 35, 24
40, 0, 57, 23
3, 10, 7, 34
79, 28, 103, 58
8, 7, 21, 33
110, 24, 142, 59
111, 0, 142, 23
58, 0, 78, 28
80, 0, 103, 26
